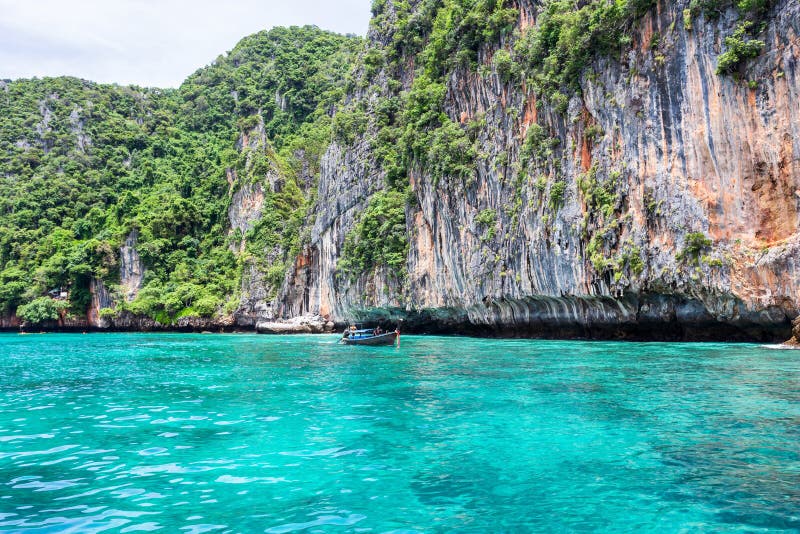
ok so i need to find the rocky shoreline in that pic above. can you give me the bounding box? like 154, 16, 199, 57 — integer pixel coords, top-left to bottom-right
3, 309, 799, 344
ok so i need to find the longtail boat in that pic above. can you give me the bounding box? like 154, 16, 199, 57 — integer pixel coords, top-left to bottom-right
340, 328, 400, 346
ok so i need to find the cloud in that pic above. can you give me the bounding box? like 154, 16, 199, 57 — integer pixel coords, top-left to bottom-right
0, 0, 372, 87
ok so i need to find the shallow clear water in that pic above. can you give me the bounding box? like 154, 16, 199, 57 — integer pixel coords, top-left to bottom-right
0, 334, 798, 532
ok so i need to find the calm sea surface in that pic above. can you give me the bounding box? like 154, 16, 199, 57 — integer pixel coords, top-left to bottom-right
0, 334, 798, 532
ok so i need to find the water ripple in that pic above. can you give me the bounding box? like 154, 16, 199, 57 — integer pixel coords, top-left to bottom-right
265, 513, 367, 533
0, 334, 798, 531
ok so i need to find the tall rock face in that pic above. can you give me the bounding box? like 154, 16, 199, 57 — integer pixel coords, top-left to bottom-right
277, 0, 800, 340
2, 11, 797, 339
119, 230, 145, 303
230, 122, 325, 327
87, 277, 114, 329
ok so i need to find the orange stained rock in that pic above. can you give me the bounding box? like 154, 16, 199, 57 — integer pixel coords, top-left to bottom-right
580, 138, 592, 173
519, 93, 537, 136
519, 7, 534, 31
295, 251, 311, 269
686, 178, 726, 237
628, 184, 646, 229
639, 17, 654, 55
319, 300, 330, 319
411, 212, 436, 303
747, 87, 757, 108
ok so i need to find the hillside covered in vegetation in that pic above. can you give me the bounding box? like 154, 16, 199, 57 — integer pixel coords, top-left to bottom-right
0, 26, 359, 326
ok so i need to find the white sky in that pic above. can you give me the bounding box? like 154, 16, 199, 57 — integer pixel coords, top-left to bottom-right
0, 0, 372, 88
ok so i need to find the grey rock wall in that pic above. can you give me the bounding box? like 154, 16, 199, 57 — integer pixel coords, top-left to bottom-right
120, 230, 144, 302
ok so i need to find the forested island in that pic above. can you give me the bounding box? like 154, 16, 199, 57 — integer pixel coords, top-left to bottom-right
1, 0, 798, 341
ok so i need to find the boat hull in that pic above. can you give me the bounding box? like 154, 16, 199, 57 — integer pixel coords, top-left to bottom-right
341, 331, 398, 346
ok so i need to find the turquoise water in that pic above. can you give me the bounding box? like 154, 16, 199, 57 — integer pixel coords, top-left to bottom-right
0, 334, 798, 532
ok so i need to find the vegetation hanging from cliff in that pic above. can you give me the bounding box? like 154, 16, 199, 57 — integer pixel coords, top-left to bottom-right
684, 0, 772, 75
514, 0, 656, 101
337, 190, 410, 281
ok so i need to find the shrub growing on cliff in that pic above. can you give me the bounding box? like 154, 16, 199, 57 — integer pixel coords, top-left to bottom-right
716, 22, 765, 74
338, 190, 409, 280
332, 105, 369, 144
578, 166, 621, 218
514, 0, 657, 100
678, 232, 713, 263
475, 209, 497, 240
419, 0, 518, 76
400, 74, 476, 183
549, 181, 567, 211
492, 49, 519, 82
98, 307, 117, 319
683, 8, 693, 30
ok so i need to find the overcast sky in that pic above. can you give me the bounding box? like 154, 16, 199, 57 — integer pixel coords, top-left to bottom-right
0, 0, 372, 88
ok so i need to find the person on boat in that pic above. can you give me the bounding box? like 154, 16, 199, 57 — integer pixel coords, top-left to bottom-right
373, 326, 383, 336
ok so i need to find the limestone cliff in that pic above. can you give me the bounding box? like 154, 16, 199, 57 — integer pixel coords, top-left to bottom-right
3, 7, 796, 340
271, 0, 800, 340
119, 230, 145, 302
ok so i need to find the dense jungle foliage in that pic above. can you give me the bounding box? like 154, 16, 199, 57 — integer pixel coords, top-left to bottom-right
0, 26, 359, 323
